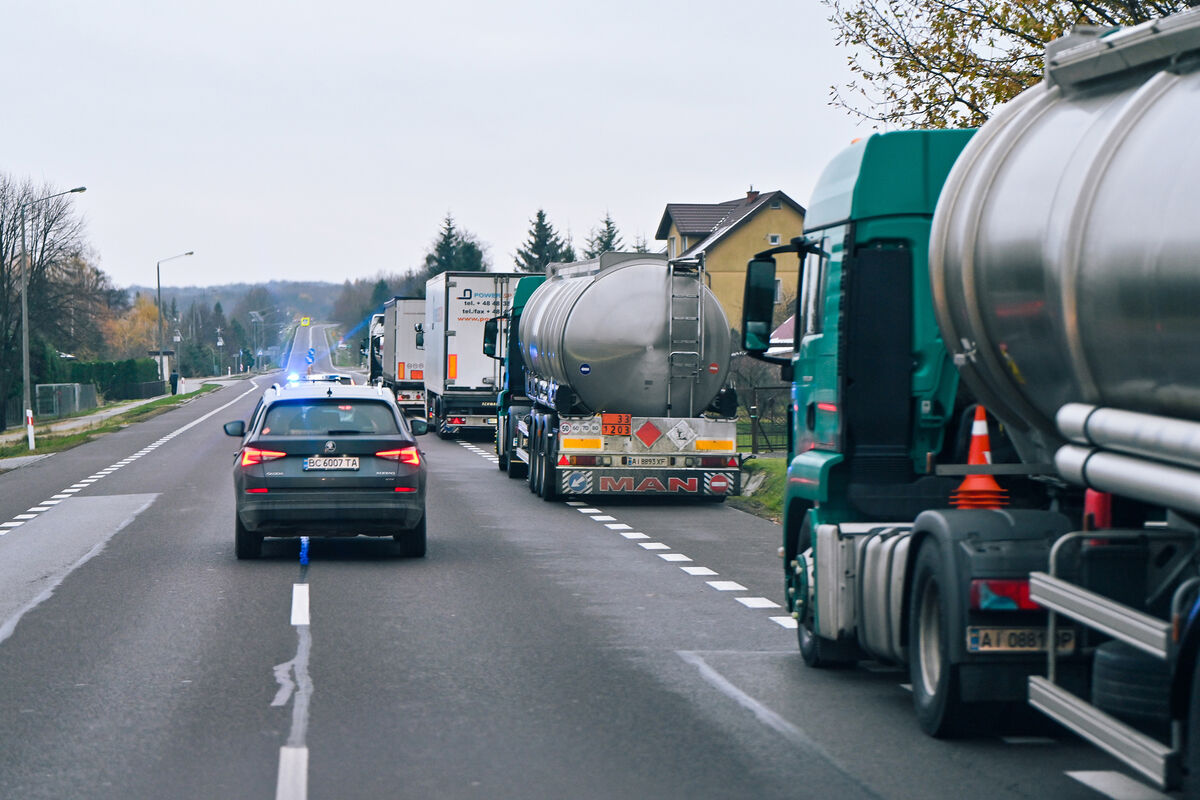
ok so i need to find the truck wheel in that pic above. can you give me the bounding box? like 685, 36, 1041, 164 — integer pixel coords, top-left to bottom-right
1184, 655, 1200, 797
909, 541, 967, 737
541, 423, 559, 502
496, 420, 508, 471
235, 515, 262, 560
529, 420, 543, 494
798, 622, 858, 668
507, 452, 526, 479
1092, 641, 1170, 738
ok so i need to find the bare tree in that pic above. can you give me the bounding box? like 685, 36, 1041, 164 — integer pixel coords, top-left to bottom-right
0, 176, 90, 427
826, 1, 1189, 128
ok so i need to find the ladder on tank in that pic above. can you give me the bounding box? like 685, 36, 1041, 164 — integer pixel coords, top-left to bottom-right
666, 254, 706, 417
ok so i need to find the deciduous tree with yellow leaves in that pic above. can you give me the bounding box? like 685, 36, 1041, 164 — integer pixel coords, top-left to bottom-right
825, 1, 1194, 128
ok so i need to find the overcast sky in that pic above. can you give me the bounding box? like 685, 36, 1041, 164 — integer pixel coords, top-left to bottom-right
8, 0, 870, 289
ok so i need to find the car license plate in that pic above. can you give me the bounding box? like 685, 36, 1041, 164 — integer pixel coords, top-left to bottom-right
303, 456, 359, 471
627, 455, 668, 467
966, 627, 1075, 654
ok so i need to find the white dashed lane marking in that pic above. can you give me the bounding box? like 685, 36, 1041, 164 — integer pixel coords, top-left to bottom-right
0, 382, 260, 535
451, 442, 788, 628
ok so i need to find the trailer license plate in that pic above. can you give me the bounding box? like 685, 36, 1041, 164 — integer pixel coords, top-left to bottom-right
303, 456, 359, 470
626, 455, 668, 467
966, 627, 1075, 654
602, 413, 631, 436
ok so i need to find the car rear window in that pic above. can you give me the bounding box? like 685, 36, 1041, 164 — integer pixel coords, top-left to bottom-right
262, 400, 399, 435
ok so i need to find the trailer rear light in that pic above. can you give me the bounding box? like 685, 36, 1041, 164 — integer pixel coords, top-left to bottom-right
241, 447, 287, 467
376, 447, 421, 465
448, 417, 466, 425
567, 455, 598, 466
700, 456, 736, 467
393, 486, 417, 492
245, 487, 269, 494
969, 579, 1039, 611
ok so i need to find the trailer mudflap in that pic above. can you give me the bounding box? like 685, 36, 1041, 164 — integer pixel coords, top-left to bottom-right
557, 468, 739, 496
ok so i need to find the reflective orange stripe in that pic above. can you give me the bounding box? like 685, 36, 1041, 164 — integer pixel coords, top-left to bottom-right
448, 355, 457, 380
396, 362, 405, 380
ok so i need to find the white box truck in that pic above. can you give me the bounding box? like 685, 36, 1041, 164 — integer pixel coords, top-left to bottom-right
424, 272, 521, 436
380, 297, 425, 417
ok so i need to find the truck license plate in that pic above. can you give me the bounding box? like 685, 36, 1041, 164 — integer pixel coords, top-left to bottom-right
626, 456, 668, 467
966, 627, 1075, 654
303, 456, 359, 470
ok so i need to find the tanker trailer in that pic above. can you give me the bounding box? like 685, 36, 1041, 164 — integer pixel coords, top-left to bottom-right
931, 9, 1200, 792
518, 251, 740, 500
741, 7, 1200, 792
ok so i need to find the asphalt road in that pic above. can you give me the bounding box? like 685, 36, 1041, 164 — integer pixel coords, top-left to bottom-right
0, 324, 1161, 799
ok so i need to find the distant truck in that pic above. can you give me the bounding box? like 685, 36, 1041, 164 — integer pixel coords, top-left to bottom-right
423, 271, 521, 436
741, 9, 1200, 793
377, 297, 425, 417
483, 274, 546, 478
515, 252, 740, 500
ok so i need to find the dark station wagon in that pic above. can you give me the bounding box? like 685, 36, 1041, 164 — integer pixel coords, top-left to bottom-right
224, 382, 429, 559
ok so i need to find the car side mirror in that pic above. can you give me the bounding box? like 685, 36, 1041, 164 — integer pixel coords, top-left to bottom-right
409, 417, 429, 436
223, 420, 246, 437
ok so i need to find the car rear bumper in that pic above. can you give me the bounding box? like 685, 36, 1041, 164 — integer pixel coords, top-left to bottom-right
237, 490, 424, 535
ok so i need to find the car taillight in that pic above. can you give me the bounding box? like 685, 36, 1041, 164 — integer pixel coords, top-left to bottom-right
376, 447, 420, 465
241, 447, 287, 467
969, 579, 1040, 611
245, 488, 269, 494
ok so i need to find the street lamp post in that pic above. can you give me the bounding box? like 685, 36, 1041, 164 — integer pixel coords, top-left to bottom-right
156, 251, 194, 382
20, 185, 86, 450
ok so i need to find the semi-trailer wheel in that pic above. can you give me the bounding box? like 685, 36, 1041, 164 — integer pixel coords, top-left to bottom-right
1184, 655, 1200, 797
529, 418, 543, 494
909, 540, 968, 737
235, 515, 262, 560
1092, 640, 1170, 738
541, 418, 558, 502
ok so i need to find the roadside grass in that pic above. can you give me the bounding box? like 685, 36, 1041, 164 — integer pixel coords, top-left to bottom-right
729, 456, 786, 523
0, 384, 221, 460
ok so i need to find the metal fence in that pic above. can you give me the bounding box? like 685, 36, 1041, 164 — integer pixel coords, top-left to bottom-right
742, 385, 790, 454
36, 383, 99, 419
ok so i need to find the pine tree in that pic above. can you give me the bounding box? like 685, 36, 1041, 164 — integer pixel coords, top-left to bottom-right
423, 213, 488, 279
514, 209, 574, 272
584, 213, 623, 258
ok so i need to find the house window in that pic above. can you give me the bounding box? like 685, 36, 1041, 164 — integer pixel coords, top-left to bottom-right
768, 233, 782, 245
669, 237, 676, 258
774, 278, 783, 303
769, 200, 782, 209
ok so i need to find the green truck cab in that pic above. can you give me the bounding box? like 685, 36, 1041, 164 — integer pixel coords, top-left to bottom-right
484, 274, 546, 478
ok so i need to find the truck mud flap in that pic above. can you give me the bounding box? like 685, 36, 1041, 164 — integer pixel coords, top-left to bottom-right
557, 469, 739, 496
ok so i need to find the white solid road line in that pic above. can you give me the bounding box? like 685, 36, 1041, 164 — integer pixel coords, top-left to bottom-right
1066, 771, 1171, 800
275, 746, 308, 800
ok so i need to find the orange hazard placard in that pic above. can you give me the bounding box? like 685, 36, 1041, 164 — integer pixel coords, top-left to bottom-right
601, 413, 631, 436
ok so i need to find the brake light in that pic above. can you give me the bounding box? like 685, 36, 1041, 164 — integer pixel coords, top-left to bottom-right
241, 447, 287, 467
448, 417, 466, 425
394, 487, 417, 492
245, 488, 269, 494
970, 579, 1039, 611
376, 446, 421, 465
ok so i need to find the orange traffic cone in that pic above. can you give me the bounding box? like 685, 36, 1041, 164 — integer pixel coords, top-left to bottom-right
951, 406, 1009, 509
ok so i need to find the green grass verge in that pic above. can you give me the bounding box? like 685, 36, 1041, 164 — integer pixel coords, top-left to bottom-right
728, 456, 786, 523
0, 384, 222, 460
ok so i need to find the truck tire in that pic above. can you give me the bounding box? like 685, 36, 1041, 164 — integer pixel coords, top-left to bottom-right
507, 451, 526, 479
529, 419, 543, 494
1092, 640, 1170, 737
541, 420, 559, 502
235, 515, 262, 560
798, 622, 858, 668
909, 540, 969, 737
1184, 654, 1200, 798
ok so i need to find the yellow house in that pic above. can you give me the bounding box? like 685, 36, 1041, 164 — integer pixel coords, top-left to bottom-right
655, 189, 805, 331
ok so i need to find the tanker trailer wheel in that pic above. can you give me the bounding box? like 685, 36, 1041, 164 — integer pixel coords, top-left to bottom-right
529, 417, 543, 494
908, 540, 968, 737
1184, 654, 1200, 797
793, 516, 857, 668
541, 417, 559, 502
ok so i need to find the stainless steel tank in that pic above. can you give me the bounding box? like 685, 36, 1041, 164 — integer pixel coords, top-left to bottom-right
929, 11, 1200, 465
519, 253, 731, 417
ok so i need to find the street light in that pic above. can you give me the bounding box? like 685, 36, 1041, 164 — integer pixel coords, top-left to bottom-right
20, 185, 86, 450
156, 250, 194, 382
